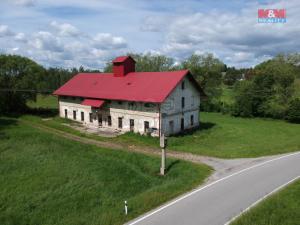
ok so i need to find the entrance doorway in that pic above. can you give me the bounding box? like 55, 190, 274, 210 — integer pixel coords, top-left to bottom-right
98, 114, 102, 126
130, 119, 134, 132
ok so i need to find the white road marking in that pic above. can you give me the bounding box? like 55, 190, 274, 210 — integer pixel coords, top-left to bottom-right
126, 151, 300, 225
224, 175, 300, 225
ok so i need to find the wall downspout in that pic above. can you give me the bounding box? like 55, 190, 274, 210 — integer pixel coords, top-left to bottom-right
158, 104, 161, 138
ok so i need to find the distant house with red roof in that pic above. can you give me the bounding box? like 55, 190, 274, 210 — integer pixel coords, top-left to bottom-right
54, 56, 205, 136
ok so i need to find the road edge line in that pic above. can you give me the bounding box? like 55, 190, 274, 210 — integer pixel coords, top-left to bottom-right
223, 175, 300, 225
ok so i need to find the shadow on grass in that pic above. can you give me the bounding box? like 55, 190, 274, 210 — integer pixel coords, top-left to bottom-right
25, 107, 58, 118
166, 160, 180, 173
170, 122, 216, 137
0, 118, 18, 140
199, 122, 216, 131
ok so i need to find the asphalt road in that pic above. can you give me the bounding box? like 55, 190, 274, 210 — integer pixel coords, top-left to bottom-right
127, 152, 300, 225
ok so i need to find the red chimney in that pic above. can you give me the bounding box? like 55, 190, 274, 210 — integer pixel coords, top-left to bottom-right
112, 56, 135, 77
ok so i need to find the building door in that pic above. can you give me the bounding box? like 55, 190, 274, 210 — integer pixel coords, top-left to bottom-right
181, 118, 184, 131
130, 119, 134, 132
144, 121, 149, 133
118, 117, 123, 129
98, 114, 102, 126
169, 121, 174, 134
64, 109, 68, 118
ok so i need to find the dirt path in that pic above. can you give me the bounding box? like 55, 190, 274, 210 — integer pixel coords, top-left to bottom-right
21, 119, 284, 183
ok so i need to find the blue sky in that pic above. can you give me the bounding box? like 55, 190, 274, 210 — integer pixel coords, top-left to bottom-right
0, 0, 299, 69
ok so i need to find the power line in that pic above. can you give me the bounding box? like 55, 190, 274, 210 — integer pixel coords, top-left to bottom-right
0, 89, 54, 93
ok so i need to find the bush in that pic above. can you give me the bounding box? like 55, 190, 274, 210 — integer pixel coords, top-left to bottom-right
286, 98, 300, 123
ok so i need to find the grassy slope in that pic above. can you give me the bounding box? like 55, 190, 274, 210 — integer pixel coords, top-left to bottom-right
27, 95, 58, 109
231, 179, 300, 225
25, 95, 300, 158
0, 118, 211, 225
20, 112, 300, 159
220, 85, 235, 104
169, 112, 300, 158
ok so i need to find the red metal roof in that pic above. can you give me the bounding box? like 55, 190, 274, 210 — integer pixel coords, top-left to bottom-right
81, 99, 105, 108
54, 70, 203, 103
113, 56, 135, 63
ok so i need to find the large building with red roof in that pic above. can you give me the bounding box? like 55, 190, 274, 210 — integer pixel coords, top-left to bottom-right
54, 56, 205, 136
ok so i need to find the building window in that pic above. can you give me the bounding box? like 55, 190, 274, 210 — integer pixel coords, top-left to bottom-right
191, 96, 195, 106
98, 114, 102, 126
89, 113, 93, 123
64, 109, 68, 118
144, 103, 155, 108
81, 112, 84, 121
73, 111, 76, 120
118, 101, 122, 105
130, 119, 134, 132
169, 120, 174, 134
181, 118, 184, 131
108, 116, 112, 126
181, 81, 185, 90
191, 115, 194, 126
118, 117, 123, 128
181, 97, 185, 108
144, 121, 149, 133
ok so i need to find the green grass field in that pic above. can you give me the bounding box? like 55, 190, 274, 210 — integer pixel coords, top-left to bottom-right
25, 95, 300, 158
0, 117, 211, 225
220, 86, 235, 105
168, 112, 300, 158
27, 95, 58, 109
231, 179, 300, 225
22, 112, 300, 159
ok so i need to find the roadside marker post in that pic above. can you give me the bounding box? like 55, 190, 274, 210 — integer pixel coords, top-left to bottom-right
160, 134, 167, 175
124, 200, 128, 215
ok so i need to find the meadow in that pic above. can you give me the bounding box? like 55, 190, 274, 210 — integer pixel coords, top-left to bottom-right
231, 179, 300, 225
0, 118, 211, 225
25, 94, 300, 158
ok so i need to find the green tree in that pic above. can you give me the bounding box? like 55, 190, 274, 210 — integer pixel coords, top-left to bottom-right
223, 67, 244, 86
232, 56, 296, 119
286, 98, 300, 123
103, 53, 175, 72
181, 53, 226, 111
0, 54, 46, 113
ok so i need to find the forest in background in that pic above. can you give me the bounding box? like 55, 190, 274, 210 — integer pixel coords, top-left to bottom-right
1, 53, 300, 123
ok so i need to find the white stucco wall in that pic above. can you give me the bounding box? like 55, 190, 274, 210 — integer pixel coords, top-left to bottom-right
160, 76, 200, 136
59, 97, 160, 136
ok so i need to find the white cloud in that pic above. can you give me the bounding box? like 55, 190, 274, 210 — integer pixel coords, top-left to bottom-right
14, 32, 27, 42
140, 16, 168, 32
0, 25, 15, 37
50, 21, 80, 37
31, 31, 64, 52
93, 33, 127, 49
14, 0, 36, 7
160, 0, 300, 67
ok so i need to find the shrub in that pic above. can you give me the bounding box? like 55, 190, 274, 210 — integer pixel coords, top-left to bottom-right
286, 98, 300, 123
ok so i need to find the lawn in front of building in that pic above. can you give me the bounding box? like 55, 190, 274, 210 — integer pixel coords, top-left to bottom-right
0, 117, 211, 225
25, 95, 300, 159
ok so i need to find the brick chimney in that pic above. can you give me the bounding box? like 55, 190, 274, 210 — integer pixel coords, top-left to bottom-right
113, 56, 135, 77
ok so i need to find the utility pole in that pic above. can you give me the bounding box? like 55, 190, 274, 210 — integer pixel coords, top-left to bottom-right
160, 134, 167, 175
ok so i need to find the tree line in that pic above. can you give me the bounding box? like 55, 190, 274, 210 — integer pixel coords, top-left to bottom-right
1, 53, 300, 123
